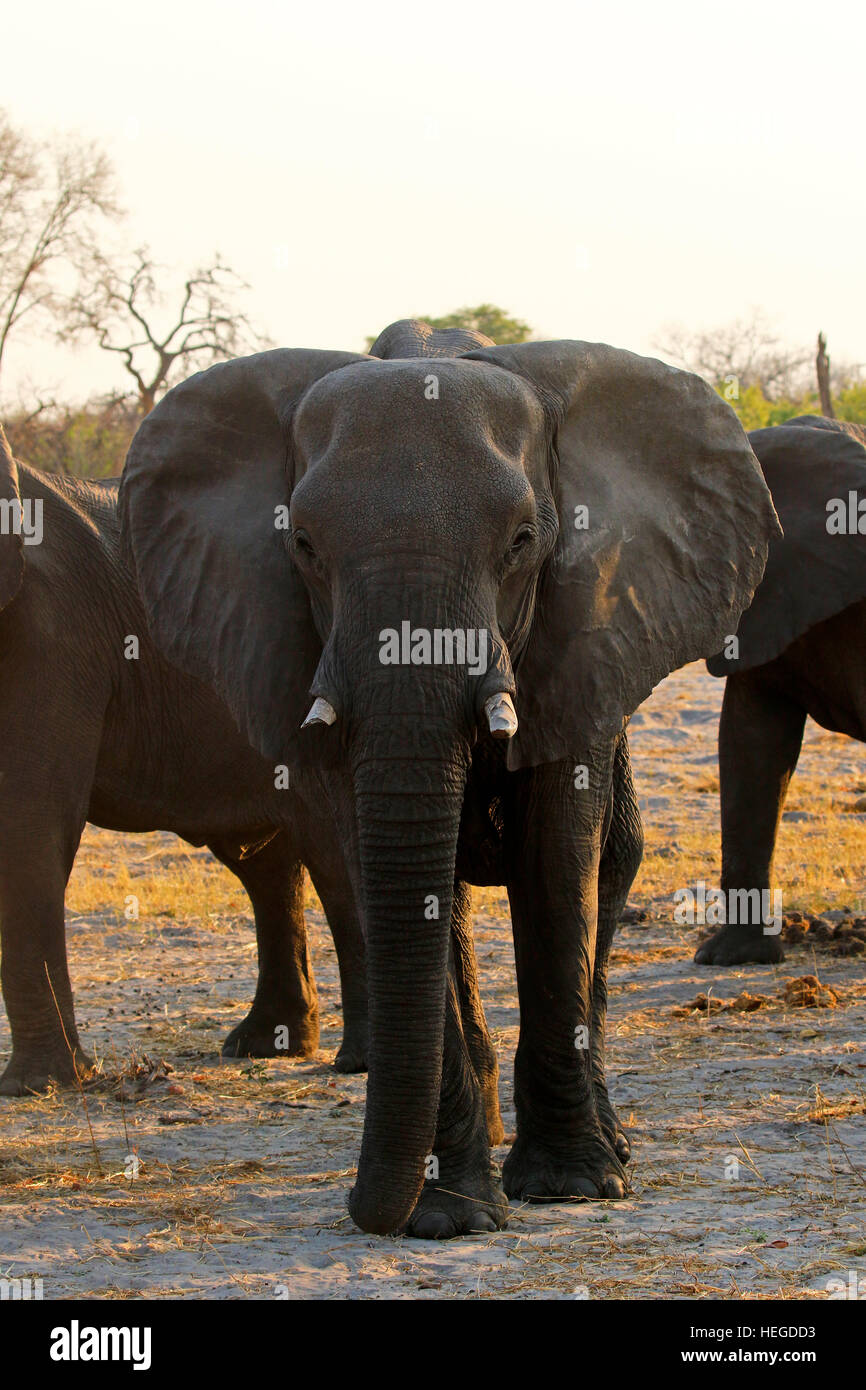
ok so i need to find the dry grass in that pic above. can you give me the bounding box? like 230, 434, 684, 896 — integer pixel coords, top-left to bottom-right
635, 761, 866, 916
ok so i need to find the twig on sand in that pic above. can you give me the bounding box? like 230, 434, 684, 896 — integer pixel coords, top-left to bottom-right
825, 1118, 866, 1191
111, 1044, 135, 1184
812, 1084, 843, 1201
733, 1133, 765, 1184
44, 962, 103, 1176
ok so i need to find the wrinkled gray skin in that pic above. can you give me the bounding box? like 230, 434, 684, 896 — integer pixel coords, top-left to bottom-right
120, 318, 778, 1237
696, 417, 866, 966
0, 423, 368, 1095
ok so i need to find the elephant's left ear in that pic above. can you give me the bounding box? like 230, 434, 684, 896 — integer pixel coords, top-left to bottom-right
465, 341, 780, 768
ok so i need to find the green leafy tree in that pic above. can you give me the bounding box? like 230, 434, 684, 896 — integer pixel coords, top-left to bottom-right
365, 304, 532, 351
422, 304, 532, 344
836, 383, 866, 423
715, 382, 865, 430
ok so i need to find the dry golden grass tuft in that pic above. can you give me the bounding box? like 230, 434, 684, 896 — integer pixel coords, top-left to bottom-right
65, 828, 328, 927
633, 763, 866, 919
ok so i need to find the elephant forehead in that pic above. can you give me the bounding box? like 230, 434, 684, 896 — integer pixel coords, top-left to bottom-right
293, 358, 546, 464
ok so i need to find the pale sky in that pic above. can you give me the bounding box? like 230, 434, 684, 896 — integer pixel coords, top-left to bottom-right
3, 0, 865, 403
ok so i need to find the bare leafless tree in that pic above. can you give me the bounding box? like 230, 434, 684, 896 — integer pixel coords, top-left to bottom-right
0, 109, 120, 387
654, 310, 813, 400
62, 247, 269, 414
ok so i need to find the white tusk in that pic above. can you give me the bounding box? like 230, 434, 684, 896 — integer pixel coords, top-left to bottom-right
302, 697, 337, 728
484, 692, 518, 740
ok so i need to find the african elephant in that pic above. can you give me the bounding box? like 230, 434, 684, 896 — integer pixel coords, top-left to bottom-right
0, 424, 368, 1095
695, 416, 866, 966
119, 318, 776, 1237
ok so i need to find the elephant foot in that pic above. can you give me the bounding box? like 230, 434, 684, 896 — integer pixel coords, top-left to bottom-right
0, 1045, 94, 1096
221, 1009, 319, 1059
595, 1087, 631, 1164
694, 925, 785, 966
334, 1021, 369, 1074
406, 1162, 509, 1239
503, 1132, 628, 1202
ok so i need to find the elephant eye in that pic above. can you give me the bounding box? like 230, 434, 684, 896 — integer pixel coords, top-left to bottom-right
292, 529, 317, 561
506, 525, 536, 563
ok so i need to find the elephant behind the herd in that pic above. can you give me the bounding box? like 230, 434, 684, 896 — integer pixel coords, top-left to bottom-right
117, 321, 776, 1236
696, 417, 866, 966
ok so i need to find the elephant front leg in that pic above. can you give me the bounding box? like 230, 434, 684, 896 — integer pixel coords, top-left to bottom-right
695, 671, 805, 967
502, 754, 628, 1203
406, 940, 508, 1238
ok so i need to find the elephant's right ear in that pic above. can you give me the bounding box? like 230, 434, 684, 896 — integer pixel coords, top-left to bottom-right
707, 420, 866, 675
119, 349, 365, 763
0, 425, 25, 610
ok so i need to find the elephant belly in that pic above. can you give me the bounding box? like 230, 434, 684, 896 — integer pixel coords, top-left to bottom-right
88, 728, 289, 841
781, 603, 866, 743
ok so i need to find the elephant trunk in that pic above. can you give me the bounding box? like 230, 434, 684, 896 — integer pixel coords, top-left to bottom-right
347, 706, 469, 1235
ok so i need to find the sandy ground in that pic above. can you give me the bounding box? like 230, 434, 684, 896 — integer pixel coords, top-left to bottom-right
1, 662, 864, 1300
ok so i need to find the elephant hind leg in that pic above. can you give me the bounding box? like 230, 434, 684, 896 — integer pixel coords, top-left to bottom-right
306, 856, 368, 1075
450, 879, 504, 1146
0, 812, 93, 1095
210, 833, 320, 1060
593, 733, 644, 1163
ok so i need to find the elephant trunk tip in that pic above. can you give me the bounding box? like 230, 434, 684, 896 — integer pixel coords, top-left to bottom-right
348, 1178, 419, 1237
484, 691, 518, 740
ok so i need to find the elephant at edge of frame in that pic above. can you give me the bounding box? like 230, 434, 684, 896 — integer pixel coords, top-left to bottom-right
0, 424, 369, 1094
696, 415, 866, 966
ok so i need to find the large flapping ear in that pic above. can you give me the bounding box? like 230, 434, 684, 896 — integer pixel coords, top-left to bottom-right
119, 349, 366, 763
0, 424, 25, 610
368, 318, 495, 359
463, 341, 779, 768
706, 418, 866, 675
